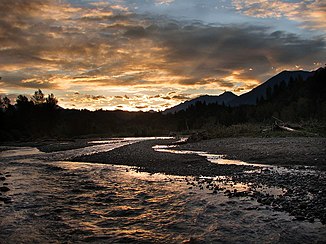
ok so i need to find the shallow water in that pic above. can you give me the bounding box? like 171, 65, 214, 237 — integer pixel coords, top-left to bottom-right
153, 144, 268, 166
1, 138, 326, 243
154, 144, 319, 175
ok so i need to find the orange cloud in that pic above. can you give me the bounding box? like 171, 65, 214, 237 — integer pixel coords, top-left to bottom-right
232, 0, 326, 30
0, 0, 324, 111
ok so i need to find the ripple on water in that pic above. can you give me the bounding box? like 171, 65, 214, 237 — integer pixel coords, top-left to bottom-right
1, 139, 326, 243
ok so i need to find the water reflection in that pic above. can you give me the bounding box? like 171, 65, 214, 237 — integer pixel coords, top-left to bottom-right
154, 144, 318, 175
0, 147, 43, 157
1, 138, 326, 243
154, 144, 272, 166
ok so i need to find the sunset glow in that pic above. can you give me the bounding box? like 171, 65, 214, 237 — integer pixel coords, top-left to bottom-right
0, 0, 325, 111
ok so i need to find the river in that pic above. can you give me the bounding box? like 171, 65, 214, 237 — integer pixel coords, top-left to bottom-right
1, 138, 325, 243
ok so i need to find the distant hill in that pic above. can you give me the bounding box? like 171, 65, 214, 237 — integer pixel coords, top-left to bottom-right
229, 70, 314, 106
164, 70, 315, 114
163, 91, 238, 114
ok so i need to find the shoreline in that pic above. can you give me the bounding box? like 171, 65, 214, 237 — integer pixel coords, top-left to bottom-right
2, 136, 326, 224
69, 137, 326, 224
71, 139, 255, 176
178, 137, 326, 169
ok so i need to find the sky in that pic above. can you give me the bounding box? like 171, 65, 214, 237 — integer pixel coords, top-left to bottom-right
0, 0, 325, 111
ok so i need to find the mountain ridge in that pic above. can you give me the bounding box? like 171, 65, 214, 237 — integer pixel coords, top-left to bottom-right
164, 69, 315, 114
163, 91, 238, 114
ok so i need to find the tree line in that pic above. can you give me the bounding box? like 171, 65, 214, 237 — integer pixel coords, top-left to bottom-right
1, 68, 325, 141
172, 67, 326, 133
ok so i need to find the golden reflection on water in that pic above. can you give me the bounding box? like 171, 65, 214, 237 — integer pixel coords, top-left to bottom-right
0, 147, 43, 157
1, 141, 326, 243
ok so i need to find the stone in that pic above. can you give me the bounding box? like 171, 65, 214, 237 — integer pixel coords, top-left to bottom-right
0, 187, 10, 192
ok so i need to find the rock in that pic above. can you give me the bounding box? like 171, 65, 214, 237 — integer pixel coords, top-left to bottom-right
294, 215, 305, 221
0, 176, 5, 181
0, 186, 10, 192
0, 196, 12, 203
308, 217, 315, 223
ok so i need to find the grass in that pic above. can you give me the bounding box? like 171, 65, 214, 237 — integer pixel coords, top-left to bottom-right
185, 121, 326, 141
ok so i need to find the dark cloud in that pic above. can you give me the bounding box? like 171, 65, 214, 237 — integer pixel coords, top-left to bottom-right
0, 0, 52, 45
117, 19, 326, 85
0, 73, 58, 89
160, 93, 191, 100
171, 94, 191, 100
85, 95, 106, 100
0, 0, 325, 93
136, 23, 325, 83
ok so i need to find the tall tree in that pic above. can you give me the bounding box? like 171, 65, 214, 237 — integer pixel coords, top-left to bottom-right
45, 93, 58, 108
16, 95, 29, 105
2, 96, 11, 109
32, 89, 45, 105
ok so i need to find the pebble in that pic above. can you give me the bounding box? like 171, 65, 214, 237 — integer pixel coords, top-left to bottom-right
0, 196, 12, 203
0, 187, 10, 192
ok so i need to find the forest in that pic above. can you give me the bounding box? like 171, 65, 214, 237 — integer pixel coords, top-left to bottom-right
1, 68, 325, 141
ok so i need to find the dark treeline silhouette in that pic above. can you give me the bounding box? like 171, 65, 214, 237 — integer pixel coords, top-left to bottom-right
0, 89, 175, 141
174, 67, 326, 131
1, 68, 325, 141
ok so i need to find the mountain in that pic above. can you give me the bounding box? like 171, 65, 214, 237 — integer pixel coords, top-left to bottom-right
164, 70, 315, 114
163, 91, 238, 114
229, 70, 314, 106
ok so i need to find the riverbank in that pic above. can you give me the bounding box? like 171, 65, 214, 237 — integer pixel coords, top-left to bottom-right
71, 139, 255, 176
178, 137, 326, 168
70, 137, 326, 224
2, 136, 326, 225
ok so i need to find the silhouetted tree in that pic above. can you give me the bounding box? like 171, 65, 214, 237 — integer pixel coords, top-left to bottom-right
16, 95, 29, 104
2, 96, 11, 109
32, 89, 45, 105
45, 93, 58, 109
16, 95, 32, 108
15, 95, 34, 112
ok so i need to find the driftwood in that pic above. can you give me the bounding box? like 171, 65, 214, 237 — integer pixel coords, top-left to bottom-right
272, 116, 299, 132
274, 124, 297, 132
271, 116, 318, 136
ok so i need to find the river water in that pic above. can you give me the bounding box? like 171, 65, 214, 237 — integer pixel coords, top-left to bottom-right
0, 138, 325, 243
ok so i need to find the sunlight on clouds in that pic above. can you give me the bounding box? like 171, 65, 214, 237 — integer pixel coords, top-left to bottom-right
232, 0, 326, 30
155, 0, 175, 5
58, 88, 194, 111
222, 70, 260, 94
0, 0, 324, 111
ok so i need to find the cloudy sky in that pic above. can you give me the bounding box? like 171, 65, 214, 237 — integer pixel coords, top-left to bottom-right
0, 0, 325, 111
